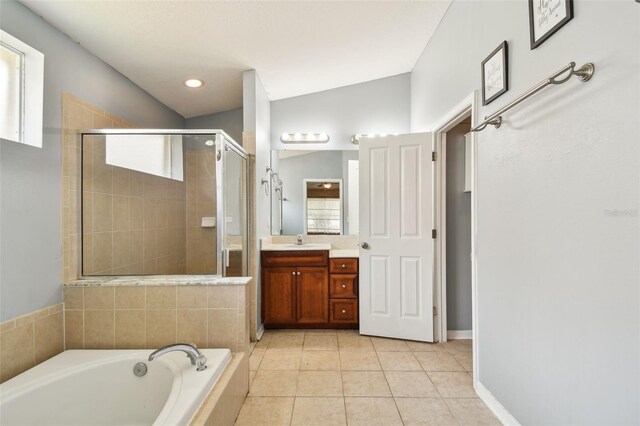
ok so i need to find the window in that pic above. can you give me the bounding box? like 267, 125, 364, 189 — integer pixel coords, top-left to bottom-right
0, 30, 44, 148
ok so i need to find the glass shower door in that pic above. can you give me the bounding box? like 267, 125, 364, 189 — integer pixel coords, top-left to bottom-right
216, 135, 248, 277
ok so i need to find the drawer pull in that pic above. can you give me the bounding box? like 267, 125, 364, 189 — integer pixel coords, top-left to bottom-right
341, 309, 346, 314
341, 264, 346, 268
341, 284, 346, 288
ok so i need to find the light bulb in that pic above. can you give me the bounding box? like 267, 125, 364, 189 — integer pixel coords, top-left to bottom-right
184, 79, 204, 88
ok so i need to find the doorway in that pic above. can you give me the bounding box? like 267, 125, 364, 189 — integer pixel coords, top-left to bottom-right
442, 118, 473, 340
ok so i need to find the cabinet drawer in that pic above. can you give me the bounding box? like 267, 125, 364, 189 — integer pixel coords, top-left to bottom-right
262, 251, 328, 268
329, 274, 357, 298
329, 258, 358, 273
330, 299, 358, 324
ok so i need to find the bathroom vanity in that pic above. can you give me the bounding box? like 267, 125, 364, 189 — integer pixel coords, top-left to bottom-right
261, 247, 359, 329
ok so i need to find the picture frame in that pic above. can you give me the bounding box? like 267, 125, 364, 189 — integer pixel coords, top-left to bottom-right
528, 0, 574, 49
481, 41, 508, 106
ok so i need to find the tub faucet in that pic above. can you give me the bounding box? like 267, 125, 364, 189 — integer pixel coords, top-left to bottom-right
148, 343, 207, 371
297, 234, 303, 245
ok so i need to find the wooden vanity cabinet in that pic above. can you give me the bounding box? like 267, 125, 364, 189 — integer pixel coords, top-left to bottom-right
329, 258, 359, 325
262, 251, 329, 328
261, 251, 359, 329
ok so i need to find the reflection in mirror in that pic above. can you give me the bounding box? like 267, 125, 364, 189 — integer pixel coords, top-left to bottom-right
304, 179, 342, 235
270, 150, 359, 236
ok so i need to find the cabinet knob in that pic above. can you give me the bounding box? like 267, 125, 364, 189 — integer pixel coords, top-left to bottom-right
341, 309, 347, 314
341, 264, 346, 268
297, 272, 301, 276
292, 272, 296, 275
341, 284, 346, 288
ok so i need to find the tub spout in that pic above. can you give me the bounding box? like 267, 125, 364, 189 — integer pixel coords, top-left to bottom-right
148, 343, 208, 371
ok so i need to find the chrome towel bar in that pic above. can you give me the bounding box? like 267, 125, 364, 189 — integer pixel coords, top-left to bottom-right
471, 61, 595, 132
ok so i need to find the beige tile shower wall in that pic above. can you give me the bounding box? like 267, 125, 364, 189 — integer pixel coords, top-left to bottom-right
62, 93, 135, 282
83, 138, 187, 275
185, 150, 217, 274
63, 285, 250, 352
0, 303, 64, 383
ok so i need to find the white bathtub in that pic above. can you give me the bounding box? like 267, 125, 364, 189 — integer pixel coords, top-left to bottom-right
0, 348, 231, 426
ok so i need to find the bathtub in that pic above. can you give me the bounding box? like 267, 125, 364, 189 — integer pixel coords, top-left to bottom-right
0, 348, 231, 426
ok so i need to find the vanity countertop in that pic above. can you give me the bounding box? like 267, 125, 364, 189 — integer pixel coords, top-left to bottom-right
329, 249, 359, 258
261, 243, 332, 251
66, 275, 251, 287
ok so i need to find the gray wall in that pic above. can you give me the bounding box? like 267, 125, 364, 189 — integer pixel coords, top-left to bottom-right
0, 0, 184, 321
271, 74, 410, 151
243, 70, 271, 333
412, 0, 639, 424
186, 107, 243, 146
445, 122, 471, 331
278, 151, 344, 235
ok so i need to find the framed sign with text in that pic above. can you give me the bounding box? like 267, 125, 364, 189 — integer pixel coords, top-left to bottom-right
529, 0, 574, 49
481, 41, 508, 106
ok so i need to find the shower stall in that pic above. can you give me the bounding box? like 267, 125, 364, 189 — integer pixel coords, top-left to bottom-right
79, 129, 248, 277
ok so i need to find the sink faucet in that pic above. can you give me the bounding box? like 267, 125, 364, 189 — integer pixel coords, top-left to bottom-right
297, 234, 303, 245
148, 343, 207, 371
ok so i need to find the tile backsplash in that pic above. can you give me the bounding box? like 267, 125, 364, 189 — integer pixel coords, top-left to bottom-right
0, 303, 64, 383
63, 285, 250, 352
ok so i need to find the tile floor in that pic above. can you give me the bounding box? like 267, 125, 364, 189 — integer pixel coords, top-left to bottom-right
235, 330, 499, 425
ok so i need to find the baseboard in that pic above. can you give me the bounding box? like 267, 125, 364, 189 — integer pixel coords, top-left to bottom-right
475, 381, 520, 425
447, 329, 472, 339
256, 324, 265, 340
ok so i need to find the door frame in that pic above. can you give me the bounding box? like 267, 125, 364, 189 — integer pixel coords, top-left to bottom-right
430, 91, 479, 383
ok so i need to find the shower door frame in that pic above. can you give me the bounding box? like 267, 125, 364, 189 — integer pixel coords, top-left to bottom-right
214, 133, 249, 277
79, 129, 249, 278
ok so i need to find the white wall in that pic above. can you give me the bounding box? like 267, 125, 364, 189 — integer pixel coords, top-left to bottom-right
243, 70, 271, 332
271, 74, 410, 151
0, 0, 184, 321
412, 0, 639, 424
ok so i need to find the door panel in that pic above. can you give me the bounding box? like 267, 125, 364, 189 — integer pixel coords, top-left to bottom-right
296, 267, 329, 324
359, 133, 434, 342
263, 267, 297, 324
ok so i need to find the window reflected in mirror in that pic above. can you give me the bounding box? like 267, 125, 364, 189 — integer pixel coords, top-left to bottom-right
305, 180, 342, 235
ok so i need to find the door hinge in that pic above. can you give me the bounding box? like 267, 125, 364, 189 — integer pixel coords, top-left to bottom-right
433, 306, 437, 317
432, 152, 437, 161
432, 229, 437, 239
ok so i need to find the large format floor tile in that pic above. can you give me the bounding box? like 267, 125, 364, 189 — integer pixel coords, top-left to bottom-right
291, 397, 346, 426
235, 397, 295, 426
235, 332, 490, 425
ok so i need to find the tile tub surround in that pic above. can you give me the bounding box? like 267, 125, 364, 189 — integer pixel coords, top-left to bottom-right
0, 303, 64, 383
63, 281, 251, 352
237, 330, 498, 425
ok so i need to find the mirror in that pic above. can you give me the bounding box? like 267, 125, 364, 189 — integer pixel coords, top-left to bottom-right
270, 150, 359, 236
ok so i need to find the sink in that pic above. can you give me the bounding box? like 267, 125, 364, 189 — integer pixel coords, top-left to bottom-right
262, 243, 332, 251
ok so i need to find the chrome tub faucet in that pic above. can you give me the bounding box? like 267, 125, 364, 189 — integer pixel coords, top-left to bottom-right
148, 343, 207, 371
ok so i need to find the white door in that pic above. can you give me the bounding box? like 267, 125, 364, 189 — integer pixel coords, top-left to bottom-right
359, 133, 435, 342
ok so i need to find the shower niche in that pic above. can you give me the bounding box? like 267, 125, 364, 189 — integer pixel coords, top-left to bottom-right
80, 130, 248, 277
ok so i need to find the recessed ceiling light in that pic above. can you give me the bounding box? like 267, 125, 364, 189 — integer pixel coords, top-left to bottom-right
204, 140, 214, 146
184, 79, 204, 88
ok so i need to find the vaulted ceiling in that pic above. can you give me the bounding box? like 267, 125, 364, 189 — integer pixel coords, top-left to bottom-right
21, 0, 451, 118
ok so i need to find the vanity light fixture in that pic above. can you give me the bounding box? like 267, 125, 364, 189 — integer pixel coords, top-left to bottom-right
280, 132, 330, 144
184, 78, 204, 88
350, 133, 399, 144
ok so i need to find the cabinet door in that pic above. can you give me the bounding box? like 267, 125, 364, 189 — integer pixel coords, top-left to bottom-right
263, 267, 297, 325
296, 267, 329, 324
